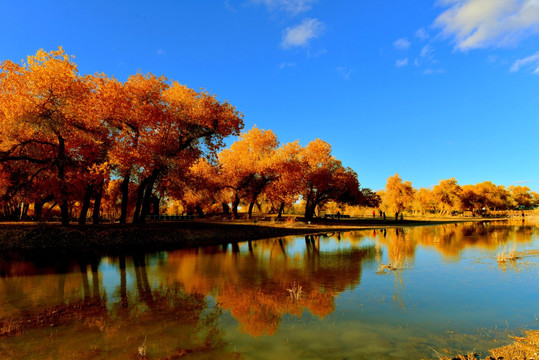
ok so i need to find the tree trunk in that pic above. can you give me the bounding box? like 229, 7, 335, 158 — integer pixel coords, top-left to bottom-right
78, 184, 93, 225
20, 202, 29, 220
232, 192, 240, 219
35, 201, 44, 222
139, 169, 160, 224
92, 180, 103, 224
221, 202, 230, 214
195, 205, 204, 218
133, 177, 150, 224
57, 136, 70, 226
119, 171, 130, 224
277, 201, 285, 218
248, 202, 255, 219
150, 195, 160, 215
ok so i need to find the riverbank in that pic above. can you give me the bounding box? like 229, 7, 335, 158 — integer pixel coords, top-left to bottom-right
441, 329, 539, 360
0, 216, 498, 255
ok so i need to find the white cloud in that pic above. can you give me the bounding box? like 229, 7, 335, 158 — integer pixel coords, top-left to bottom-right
281, 18, 325, 48
253, 0, 315, 15
420, 44, 434, 59
336, 66, 353, 79
415, 28, 430, 41
510, 51, 539, 73
396, 58, 409, 67
156, 49, 166, 55
393, 37, 411, 50
435, 0, 539, 50
423, 68, 445, 75
224, 0, 237, 12
279, 62, 297, 69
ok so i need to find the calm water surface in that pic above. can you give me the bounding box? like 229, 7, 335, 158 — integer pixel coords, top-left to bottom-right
1, 221, 538, 359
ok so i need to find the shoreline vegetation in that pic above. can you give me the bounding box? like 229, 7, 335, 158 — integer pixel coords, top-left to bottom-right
440, 330, 539, 360
0, 215, 511, 255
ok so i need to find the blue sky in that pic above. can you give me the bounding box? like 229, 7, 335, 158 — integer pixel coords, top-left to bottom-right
1, 0, 538, 191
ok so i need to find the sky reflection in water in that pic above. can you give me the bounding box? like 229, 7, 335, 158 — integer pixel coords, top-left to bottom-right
0, 221, 538, 359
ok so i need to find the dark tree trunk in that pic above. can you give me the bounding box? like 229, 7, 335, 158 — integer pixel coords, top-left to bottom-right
133, 177, 150, 224
232, 192, 240, 219
222, 202, 230, 214
92, 180, 103, 225
78, 184, 93, 225
248, 202, 255, 219
119, 171, 130, 224
195, 205, 204, 218
34, 195, 53, 222
150, 195, 160, 215
34, 201, 44, 221
139, 169, 160, 224
57, 136, 69, 226
305, 201, 317, 221
277, 201, 285, 218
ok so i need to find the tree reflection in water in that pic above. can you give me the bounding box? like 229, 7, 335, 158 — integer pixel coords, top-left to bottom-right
0, 221, 537, 358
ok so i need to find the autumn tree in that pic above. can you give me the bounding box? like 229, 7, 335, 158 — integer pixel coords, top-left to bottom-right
360, 188, 381, 208
264, 141, 305, 218
473, 181, 510, 211
299, 139, 362, 221
380, 174, 414, 217
412, 187, 436, 215
130, 81, 243, 223
432, 178, 463, 215
0, 48, 106, 226
166, 158, 222, 217
218, 127, 279, 219
97, 74, 243, 224
508, 185, 533, 208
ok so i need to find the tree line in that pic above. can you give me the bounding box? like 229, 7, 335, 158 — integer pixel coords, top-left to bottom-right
378, 174, 538, 217
0, 49, 367, 224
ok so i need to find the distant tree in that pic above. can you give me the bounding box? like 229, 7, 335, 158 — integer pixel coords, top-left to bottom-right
508, 185, 533, 208
380, 174, 414, 216
299, 139, 362, 221
432, 178, 463, 215
412, 187, 436, 214
361, 188, 381, 208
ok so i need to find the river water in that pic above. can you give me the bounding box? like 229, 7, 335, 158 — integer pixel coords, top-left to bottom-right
0, 221, 538, 359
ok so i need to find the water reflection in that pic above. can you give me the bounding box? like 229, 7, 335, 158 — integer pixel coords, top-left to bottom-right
0, 221, 537, 359
159, 235, 376, 336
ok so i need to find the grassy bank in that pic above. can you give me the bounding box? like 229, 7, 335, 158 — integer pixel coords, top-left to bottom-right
0, 217, 494, 255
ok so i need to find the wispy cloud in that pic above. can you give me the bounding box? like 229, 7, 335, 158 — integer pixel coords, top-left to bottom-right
336, 66, 353, 79
510, 51, 539, 73
420, 44, 435, 60
252, 0, 316, 15
434, 0, 539, 50
393, 37, 411, 50
279, 62, 297, 69
156, 49, 166, 56
396, 58, 409, 67
415, 28, 429, 41
224, 0, 237, 12
423, 68, 445, 75
281, 18, 325, 48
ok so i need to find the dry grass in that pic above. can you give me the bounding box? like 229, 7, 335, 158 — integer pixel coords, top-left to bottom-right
440, 330, 539, 360
286, 282, 303, 301
497, 245, 520, 263
376, 263, 397, 274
